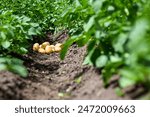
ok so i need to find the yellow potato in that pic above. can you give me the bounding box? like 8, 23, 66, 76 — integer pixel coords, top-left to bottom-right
33, 43, 39, 51
55, 43, 63, 48
38, 48, 45, 54
54, 46, 61, 52
39, 45, 42, 48
49, 45, 55, 52
41, 42, 50, 49
45, 45, 53, 54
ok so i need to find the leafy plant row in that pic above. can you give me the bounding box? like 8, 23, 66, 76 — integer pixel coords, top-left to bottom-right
60, 0, 150, 89
0, 0, 71, 76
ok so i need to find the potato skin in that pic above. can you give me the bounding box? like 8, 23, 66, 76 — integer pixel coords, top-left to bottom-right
39, 45, 42, 48
33, 42, 62, 54
55, 43, 63, 47
45, 45, 53, 54
54, 46, 61, 52
41, 42, 50, 49
33, 43, 39, 51
38, 48, 45, 54
49, 45, 55, 52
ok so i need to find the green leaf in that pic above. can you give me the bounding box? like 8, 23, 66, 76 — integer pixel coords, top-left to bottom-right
0, 32, 6, 39
110, 55, 122, 63
92, 0, 105, 13
22, 16, 31, 23
84, 16, 95, 32
20, 47, 28, 54
0, 58, 7, 63
119, 76, 135, 88
2, 41, 11, 49
83, 40, 96, 65
60, 36, 79, 60
28, 27, 37, 35
124, 8, 129, 16
95, 55, 108, 68
30, 23, 39, 27
107, 6, 115, 12
95, 31, 101, 39
12, 58, 23, 65
11, 65, 28, 77
128, 18, 148, 49
83, 54, 94, 65
115, 87, 124, 97
113, 33, 128, 53
0, 64, 7, 70
75, 0, 81, 7
76, 34, 90, 46
119, 69, 140, 88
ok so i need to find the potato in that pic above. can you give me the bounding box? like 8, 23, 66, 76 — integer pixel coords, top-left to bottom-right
41, 42, 50, 49
54, 46, 61, 52
45, 45, 53, 54
38, 48, 45, 54
49, 45, 55, 52
39, 45, 42, 48
55, 43, 63, 48
33, 43, 39, 51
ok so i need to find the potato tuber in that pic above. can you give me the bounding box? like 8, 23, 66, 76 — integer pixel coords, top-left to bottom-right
33, 43, 40, 51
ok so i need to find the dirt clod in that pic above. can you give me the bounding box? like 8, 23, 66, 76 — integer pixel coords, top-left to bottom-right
0, 71, 26, 99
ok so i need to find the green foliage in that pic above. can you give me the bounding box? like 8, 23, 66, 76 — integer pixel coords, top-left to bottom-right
60, 0, 150, 89
0, 0, 70, 76
115, 87, 124, 97
0, 11, 41, 54
0, 57, 28, 77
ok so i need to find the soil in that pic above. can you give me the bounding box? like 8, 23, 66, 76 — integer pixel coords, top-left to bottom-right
0, 31, 148, 100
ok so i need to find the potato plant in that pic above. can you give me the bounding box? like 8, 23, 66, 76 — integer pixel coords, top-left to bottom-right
0, 0, 69, 76
60, 0, 150, 88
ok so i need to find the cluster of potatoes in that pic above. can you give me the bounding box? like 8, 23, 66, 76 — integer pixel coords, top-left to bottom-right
33, 42, 62, 54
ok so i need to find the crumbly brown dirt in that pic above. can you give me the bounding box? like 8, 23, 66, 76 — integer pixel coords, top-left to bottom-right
0, 32, 148, 100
